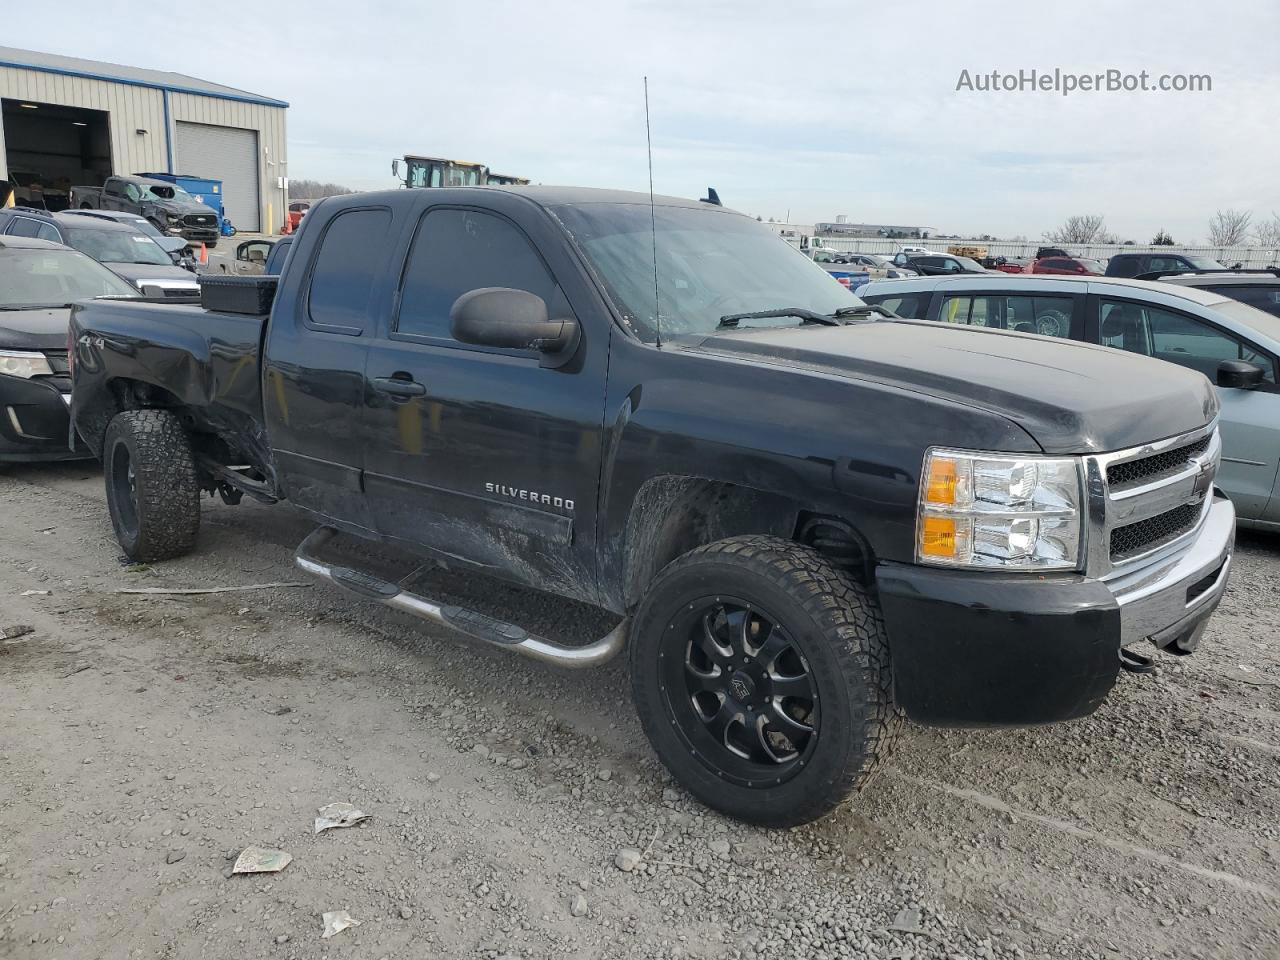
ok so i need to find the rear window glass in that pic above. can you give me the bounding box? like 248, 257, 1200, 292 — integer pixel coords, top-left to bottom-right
307, 208, 392, 331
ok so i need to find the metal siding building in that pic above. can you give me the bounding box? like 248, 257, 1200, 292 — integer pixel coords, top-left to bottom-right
0, 47, 287, 234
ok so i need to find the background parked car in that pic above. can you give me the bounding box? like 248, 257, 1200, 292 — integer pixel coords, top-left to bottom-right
891, 252, 991, 275
1156, 271, 1280, 319
284, 200, 311, 234
222, 237, 278, 275
0, 236, 139, 462
856, 273, 1280, 529
811, 249, 854, 264
70, 175, 220, 247
844, 253, 918, 279
1031, 256, 1105, 275
993, 256, 1030, 273
0, 209, 199, 299
1106, 251, 1228, 278
63, 210, 196, 271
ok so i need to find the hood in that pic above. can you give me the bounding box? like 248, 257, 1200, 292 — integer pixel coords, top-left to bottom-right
152, 196, 219, 216
692, 319, 1219, 454
0, 307, 71, 351
104, 262, 200, 285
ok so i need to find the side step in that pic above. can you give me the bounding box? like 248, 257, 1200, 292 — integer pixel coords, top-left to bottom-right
294, 527, 626, 669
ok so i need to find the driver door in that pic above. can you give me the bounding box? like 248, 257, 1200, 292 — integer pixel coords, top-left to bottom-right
360, 200, 610, 603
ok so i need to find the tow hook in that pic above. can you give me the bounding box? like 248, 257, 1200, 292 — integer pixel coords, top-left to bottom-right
1119, 646, 1157, 675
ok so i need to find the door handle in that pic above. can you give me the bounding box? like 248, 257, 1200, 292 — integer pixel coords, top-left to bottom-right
372, 376, 426, 398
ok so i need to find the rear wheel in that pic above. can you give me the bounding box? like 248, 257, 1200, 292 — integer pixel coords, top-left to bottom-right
103, 410, 200, 562
630, 535, 901, 827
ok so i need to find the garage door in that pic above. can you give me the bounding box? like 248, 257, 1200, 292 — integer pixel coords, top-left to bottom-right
175, 121, 260, 232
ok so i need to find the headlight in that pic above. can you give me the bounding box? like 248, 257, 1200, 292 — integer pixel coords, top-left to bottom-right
166, 213, 182, 223
917, 448, 1082, 570
0, 349, 54, 379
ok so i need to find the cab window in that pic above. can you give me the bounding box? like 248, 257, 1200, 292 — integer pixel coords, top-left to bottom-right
307, 207, 393, 332
396, 207, 560, 343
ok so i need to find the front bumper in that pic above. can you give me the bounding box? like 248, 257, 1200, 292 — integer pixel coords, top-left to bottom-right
0, 375, 88, 462
877, 493, 1235, 727
169, 223, 219, 243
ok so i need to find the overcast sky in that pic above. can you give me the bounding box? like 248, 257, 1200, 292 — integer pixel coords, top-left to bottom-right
26, 0, 1280, 242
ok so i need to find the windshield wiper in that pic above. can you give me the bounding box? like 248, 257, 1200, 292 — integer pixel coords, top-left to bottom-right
717, 308, 843, 329
834, 305, 900, 320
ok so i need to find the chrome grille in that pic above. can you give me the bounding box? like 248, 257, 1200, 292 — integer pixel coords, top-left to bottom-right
1106, 436, 1211, 489
1110, 503, 1201, 561
1086, 422, 1219, 577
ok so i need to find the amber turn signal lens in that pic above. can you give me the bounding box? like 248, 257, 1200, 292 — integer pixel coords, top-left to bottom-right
925, 457, 959, 505
919, 516, 958, 558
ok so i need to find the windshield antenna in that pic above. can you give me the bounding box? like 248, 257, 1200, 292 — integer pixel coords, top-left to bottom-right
644, 76, 662, 349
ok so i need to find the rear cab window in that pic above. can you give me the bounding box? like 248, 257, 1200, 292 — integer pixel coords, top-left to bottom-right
306, 208, 393, 334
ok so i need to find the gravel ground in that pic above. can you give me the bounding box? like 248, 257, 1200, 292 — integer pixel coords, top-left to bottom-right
1, 461, 1278, 960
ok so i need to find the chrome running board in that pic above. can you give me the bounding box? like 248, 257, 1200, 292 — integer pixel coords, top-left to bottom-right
294, 527, 625, 669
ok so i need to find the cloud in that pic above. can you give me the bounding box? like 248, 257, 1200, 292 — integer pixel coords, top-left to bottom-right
22, 0, 1280, 241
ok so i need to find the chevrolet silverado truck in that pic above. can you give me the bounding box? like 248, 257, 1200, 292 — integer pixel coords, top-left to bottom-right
70, 175, 220, 247
68, 187, 1235, 826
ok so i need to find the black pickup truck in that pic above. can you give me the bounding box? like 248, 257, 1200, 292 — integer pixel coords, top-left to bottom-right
69, 187, 1235, 826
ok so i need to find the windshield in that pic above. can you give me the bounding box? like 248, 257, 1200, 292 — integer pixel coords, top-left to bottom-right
1186, 256, 1227, 270
147, 183, 195, 203
955, 256, 985, 272
126, 217, 164, 238
0, 248, 138, 308
63, 227, 173, 265
551, 203, 861, 341
1080, 259, 1105, 273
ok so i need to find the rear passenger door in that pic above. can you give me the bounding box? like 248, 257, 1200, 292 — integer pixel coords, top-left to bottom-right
262, 204, 397, 534
360, 199, 609, 603
1088, 296, 1280, 518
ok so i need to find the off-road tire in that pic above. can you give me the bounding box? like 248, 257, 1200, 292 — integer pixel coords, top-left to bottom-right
103, 410, 200, 562
630, 535, 902, 826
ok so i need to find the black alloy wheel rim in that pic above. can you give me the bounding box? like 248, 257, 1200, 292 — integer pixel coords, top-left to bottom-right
110, 440, 140, 540
659, 596, 820, 788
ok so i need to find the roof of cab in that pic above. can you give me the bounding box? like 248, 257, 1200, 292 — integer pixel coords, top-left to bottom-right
336, 185, 738, 213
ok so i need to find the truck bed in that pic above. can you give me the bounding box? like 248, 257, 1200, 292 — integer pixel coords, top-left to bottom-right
70, 298, 271, 473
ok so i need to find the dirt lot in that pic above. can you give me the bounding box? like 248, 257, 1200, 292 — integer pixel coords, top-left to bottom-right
2, 461, 1278, 960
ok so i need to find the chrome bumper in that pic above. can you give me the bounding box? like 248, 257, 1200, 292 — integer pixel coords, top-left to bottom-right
1109, 494, 1235, 649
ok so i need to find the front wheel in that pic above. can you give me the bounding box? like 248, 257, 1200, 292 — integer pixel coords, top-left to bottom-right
103, 410, 200, 562
630, 536, 901, 827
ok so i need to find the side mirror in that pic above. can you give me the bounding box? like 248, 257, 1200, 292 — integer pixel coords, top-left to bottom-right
450, 287, 580, 367
391, 159, 400, 178
1217, 360, 1265, 389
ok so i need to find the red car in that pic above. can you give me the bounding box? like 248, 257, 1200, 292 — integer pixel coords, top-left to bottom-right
993, 257, 1029, 273
1030, 256, 1104, 275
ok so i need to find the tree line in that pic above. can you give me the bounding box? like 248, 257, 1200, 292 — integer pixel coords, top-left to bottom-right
1043, 210, 1280, 247
290, 179, 355, 200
